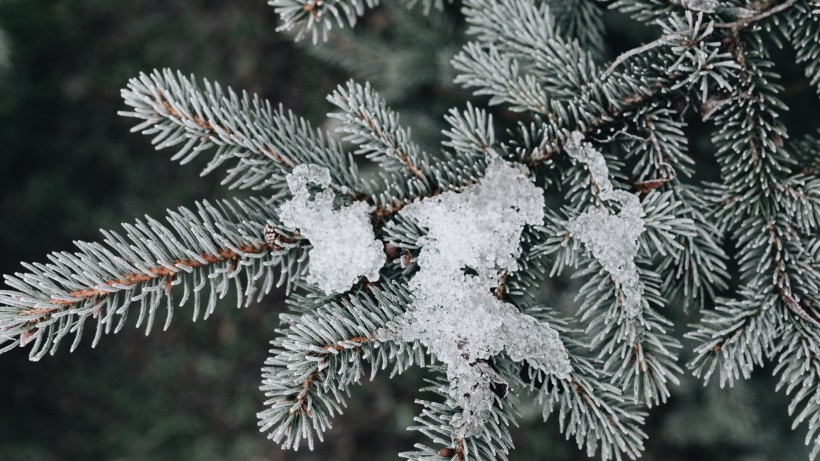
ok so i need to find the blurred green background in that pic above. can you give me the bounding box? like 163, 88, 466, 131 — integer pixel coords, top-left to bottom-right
0, 1, 815, 460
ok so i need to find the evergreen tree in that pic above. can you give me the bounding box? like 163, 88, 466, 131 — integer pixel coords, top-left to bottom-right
1, 1, 819, 460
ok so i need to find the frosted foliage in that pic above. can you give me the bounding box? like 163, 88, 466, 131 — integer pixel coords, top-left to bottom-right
565, 132, 646, 317
682, 0, 719, 13
384, 159, 572, 436
277, 164, 385, 294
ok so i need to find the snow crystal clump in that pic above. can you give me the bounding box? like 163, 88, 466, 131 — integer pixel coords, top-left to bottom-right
565, 131, 645, 316
277, 164, 385, 294
382, 159, 572, 436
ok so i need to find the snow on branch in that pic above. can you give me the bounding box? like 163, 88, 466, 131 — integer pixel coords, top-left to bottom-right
277, 164, 386, 294
401, 368, 517, 461
565, 131, 646, 317
381, 159, 571, 436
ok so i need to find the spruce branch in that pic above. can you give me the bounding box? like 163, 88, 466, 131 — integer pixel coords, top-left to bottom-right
622, 107, 694, 180
400, 369, 517, 461
328, 80, 428, 178
639, 190, 697, 258
456, 3, 735, 172
704, 33, 820, 330
270, 0, 379, 42
369, 153, 490, 220
604, 0, 798, 79
784, 0, 820, 94
603, 11, 740, 84
543, 0, 605, 57
0, 197, 300, 360
688, 225, 820, 386
657, 187, 730, 309
713, 0, 799, 29
270, 0, 447, 42
775, 319, 820, 459
521, 308, 648, 461
575, 264, 683, 405
4, 0, 819, 459
687, 288, 783, 387
120, 69, 361, 194
689, 252, 820, 455
751, 218, 820, 326
531, 198, 684, 407
462, 0, 599, 99
258, 281, 422, 450
442, 103, 496, 158
550, 135, 686, 405
452, 42, 553, 115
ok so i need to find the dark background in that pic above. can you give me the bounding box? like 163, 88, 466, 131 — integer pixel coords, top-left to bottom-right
0, 1, 815, 460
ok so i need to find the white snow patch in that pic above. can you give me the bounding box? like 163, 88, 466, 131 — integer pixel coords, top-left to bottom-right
277, 164, 386, 294
382, 159, 572, 436
565, 131, 645, 316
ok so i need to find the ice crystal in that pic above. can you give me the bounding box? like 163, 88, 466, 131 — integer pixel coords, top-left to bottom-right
277, 164, 385, 294
565, 132, 646, 316
383, 159, 572, 436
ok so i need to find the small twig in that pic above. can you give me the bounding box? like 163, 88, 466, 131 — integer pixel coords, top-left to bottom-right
592, 127, 650, 144
49, 243, 276, 307
603, 0, 798, 78
156, 89, 298, 170
713, 0, 798, 29
10, 241, 285, 336
356, 109, 424, 180
765, 221, 820, 327
779, 287, 820, 327
603, 35, 676, 79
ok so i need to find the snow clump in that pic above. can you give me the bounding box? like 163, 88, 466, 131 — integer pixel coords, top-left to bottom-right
277, 164, 386, 294
564, 131, 646, 317
382, 159, 572, 436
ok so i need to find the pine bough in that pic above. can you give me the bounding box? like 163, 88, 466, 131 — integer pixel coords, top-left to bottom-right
2, 0, 820, 460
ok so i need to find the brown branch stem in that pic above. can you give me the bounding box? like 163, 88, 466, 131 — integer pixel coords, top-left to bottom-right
356, 109, 424, 179
156, 90, 297, 169
14, 242, 279, 332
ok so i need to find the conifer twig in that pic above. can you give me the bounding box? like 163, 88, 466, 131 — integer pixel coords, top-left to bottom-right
603, 0, 798, 78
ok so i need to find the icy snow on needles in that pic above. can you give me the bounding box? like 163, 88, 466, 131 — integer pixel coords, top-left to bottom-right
565, 131, 646, 317
277, 164, 386, 294
383, 159, 572, 436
